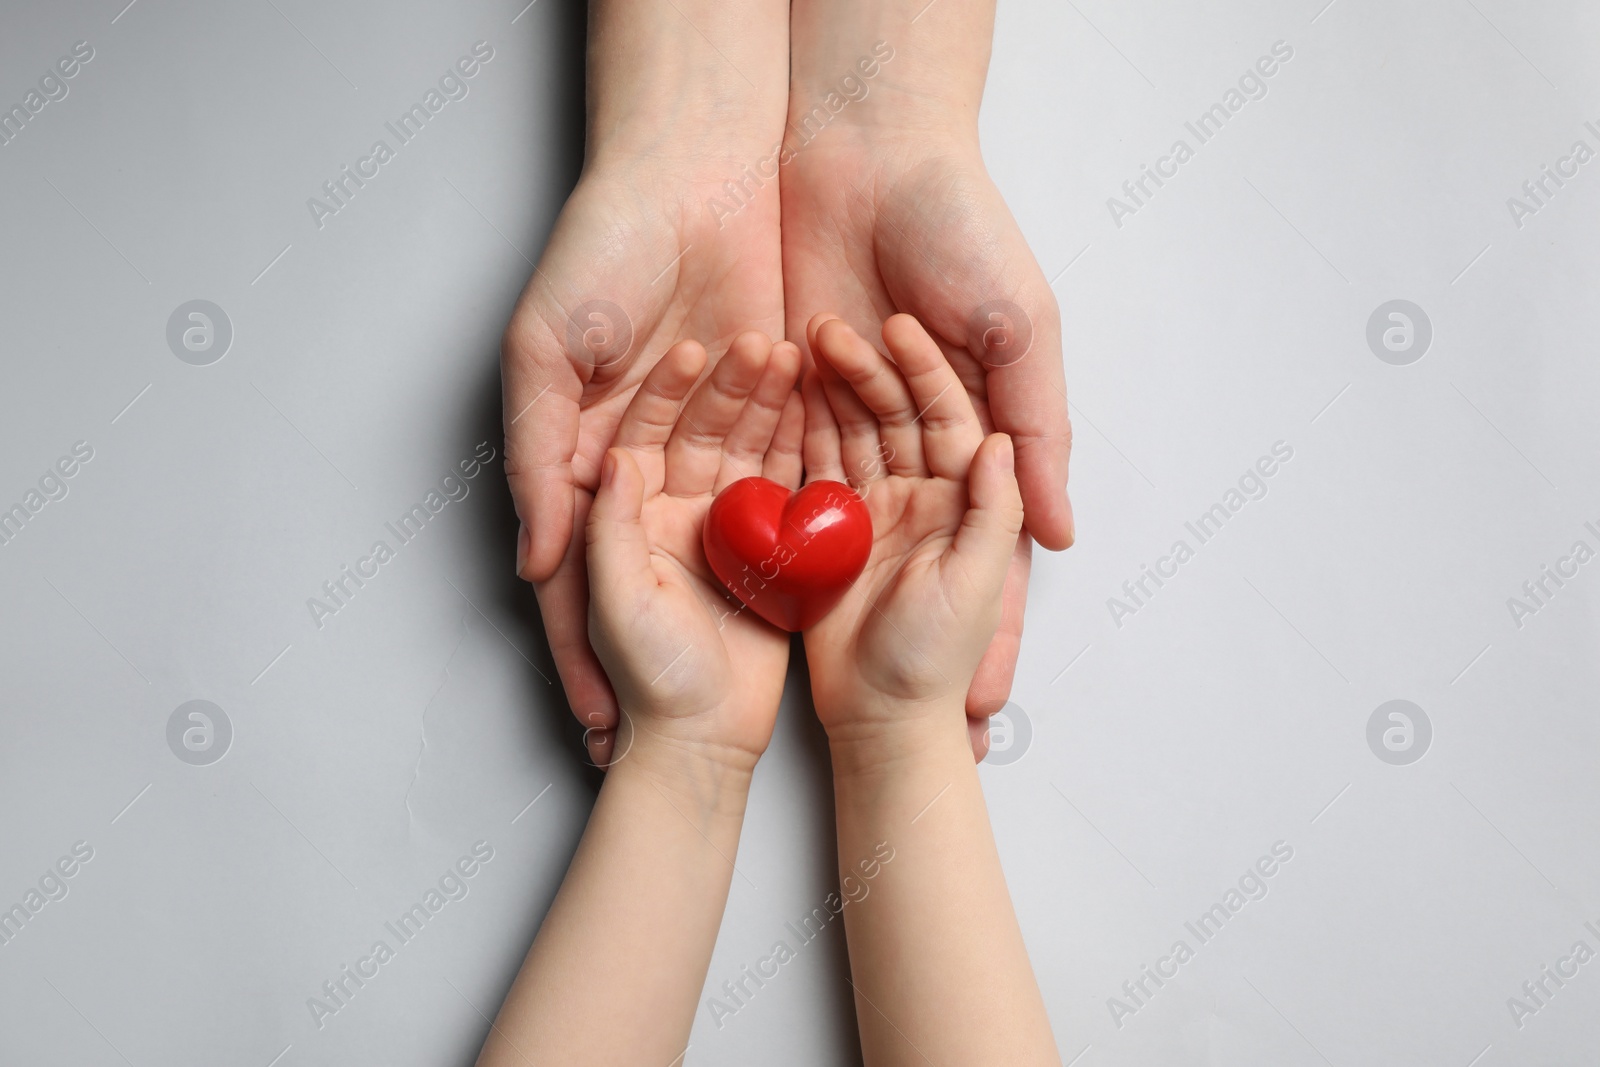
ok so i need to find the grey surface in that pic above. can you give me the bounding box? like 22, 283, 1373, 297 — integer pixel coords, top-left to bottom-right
1, 1, 1596, 1064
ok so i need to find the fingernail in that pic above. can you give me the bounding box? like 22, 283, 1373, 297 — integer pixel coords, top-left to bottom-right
515, 523, 530, 576
997, 434, 1014, 468
601, 450, 617, 487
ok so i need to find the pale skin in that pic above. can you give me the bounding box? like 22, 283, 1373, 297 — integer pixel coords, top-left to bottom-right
476, 317, 1060, 1063
503, 0, 790, 767
785, 0, 1073, 744
476, 333, 806, 1066
803, 313, 1060, 1065
503, 0, 1072, 764
488, 0, 1065, 1059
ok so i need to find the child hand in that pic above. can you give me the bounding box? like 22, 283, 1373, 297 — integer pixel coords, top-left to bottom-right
585, 332, 804, 770
800, 313, 1025, 754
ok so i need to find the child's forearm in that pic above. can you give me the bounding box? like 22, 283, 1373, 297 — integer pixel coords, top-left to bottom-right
830, 703, 1060, 1066
477, 732, 753, 1066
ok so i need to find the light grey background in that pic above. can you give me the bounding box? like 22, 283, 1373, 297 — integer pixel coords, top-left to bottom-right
1, 1, 1596, 1064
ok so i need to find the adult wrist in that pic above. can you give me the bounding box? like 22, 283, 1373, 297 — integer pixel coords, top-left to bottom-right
787, 0, 993, 146
586, 70, 788, 174
585, 0, 790, 174
787, 60, 982, 148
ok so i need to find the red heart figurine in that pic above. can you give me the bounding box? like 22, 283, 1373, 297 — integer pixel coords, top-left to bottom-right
703, 478, 871, 632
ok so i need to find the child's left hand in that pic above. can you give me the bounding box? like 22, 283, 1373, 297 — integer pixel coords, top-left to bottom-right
798, 313, 1025, 756
585, 331, 804, 771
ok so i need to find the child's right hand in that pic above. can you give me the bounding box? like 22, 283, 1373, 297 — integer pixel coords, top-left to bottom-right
584, 332, 803, 771
800, 313, 1063, 1067
799, 313, 1025, 758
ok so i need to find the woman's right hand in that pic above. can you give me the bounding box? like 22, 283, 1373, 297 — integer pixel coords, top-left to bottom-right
501, 0, 791, 765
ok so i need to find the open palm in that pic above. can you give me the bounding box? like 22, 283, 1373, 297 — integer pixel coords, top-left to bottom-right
782, 133, 1070, 737
585, 333, 804, 766
505, 163, 785, 758
799, 314, 1023, 737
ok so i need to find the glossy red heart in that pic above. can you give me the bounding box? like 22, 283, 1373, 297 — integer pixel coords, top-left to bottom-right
703, 478, 871, 632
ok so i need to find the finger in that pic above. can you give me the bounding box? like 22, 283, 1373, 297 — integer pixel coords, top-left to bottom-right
809, 317, 888, 487
664, 332, 771, 497
802, 368, 847, 484
585, 727, 616, 769
812, 315, 928, 476
586, 449, 655, 599
967, 533, 1031, 718
883, 313, 985, 481
613, 341, 708, 456
968, 716, 991, 763
534, 491, 620, 744
815, 317, 924, 477
804, 310, 840, 364
504, 313, 585, 583
580, 455, 668, 772
764, 390, 806, 488
975, 294, 1074, 549
946, 434, 1026, 601
719, 340, 802, 491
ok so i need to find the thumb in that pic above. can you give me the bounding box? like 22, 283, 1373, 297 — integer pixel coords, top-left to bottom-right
585, 449, 653, 599
504, 313, 583, 583
948, 434, 1026, 599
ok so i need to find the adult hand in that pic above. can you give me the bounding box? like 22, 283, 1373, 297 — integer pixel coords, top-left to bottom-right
503, 0, 789, 764
784, 2, 1073, 758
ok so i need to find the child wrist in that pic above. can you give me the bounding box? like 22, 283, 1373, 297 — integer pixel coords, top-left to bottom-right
609, 728, 758, 818
824, 704, 970, 780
